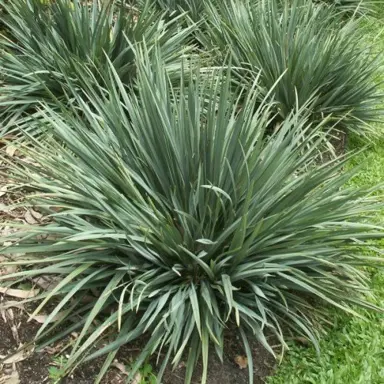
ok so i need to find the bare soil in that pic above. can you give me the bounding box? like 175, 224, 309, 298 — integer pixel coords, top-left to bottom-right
161, 334, 274, 384
0, 307, 275, 384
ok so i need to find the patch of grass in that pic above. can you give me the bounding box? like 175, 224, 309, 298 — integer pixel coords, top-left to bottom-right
137, 362, 157, 384
48, 355, 68, 383
267, 104, 384, 384
201, 0, 383, 135
267, 273, 384, 384
0, 0, 193, 136
267, 15, 384, 383
268, 10, 384, 381
317, 0, 381, 16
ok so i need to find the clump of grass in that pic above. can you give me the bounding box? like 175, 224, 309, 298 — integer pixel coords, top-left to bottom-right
141, 0, 206, 21
315, 0, 382, 16
0, 53, 383, 384
201, 0, 383, 135
0, 0, 193, 135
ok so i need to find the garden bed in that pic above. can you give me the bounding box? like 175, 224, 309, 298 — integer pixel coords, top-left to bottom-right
0, 1, 383, 384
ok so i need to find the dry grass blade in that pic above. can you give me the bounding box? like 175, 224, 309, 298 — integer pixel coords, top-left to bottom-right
28, 312, 67, 324
0, 288, 40, 299
0, 345, 34, 364
0, 364, 20, 384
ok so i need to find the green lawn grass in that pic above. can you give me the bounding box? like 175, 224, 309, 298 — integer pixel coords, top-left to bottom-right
267, 141, 384, 384
267, 13, 384, 384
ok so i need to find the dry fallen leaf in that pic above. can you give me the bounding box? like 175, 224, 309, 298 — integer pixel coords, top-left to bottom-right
132, 372, 142, 384
6, 308, 20, 345
28, 311, 66, 324
0, 204, 11, 213
7, 308, 14, 321
112, 360, 130, 376
43, 341, 66, 355
24, 210, 38, 225
33, 276, 61, 290
234, 355, 248, 369
0, 287, 40, 299
0, 135, 17, 144
1, 345, 34, 364
0, 258, 18, 278
0, 364, 20, 384
0, 186, 8, 198
5, 146, 17, 157
0, 374, 20, 384
0, 267, 18, 278
111, 360, 142, 383
30, 209, 43, 221
0, 306, 5, 323
0, 301, 24, 310
2, 226, 14, 237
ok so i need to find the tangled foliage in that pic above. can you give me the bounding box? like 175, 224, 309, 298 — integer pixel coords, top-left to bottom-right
202, 0, 382, 133
1, 55, 383, 383
0, 0, 193, 133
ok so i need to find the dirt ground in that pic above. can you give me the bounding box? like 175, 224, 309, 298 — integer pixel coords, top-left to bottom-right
0, 306, 275, 384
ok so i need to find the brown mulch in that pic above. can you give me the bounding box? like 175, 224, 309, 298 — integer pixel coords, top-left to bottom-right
0, 310, 274, 384
0, 308, 275, 384
0, 300, 275, 384
161, 335, 274, 384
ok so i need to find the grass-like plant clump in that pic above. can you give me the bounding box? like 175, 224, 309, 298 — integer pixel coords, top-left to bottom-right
316, 0, 381, 16
202, 0, 382, 133
1, 55, 383, 383
0, 0, 383, 383
267, 13, 384, 383
0, 0, 193, 134
144, 0, 206, 21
